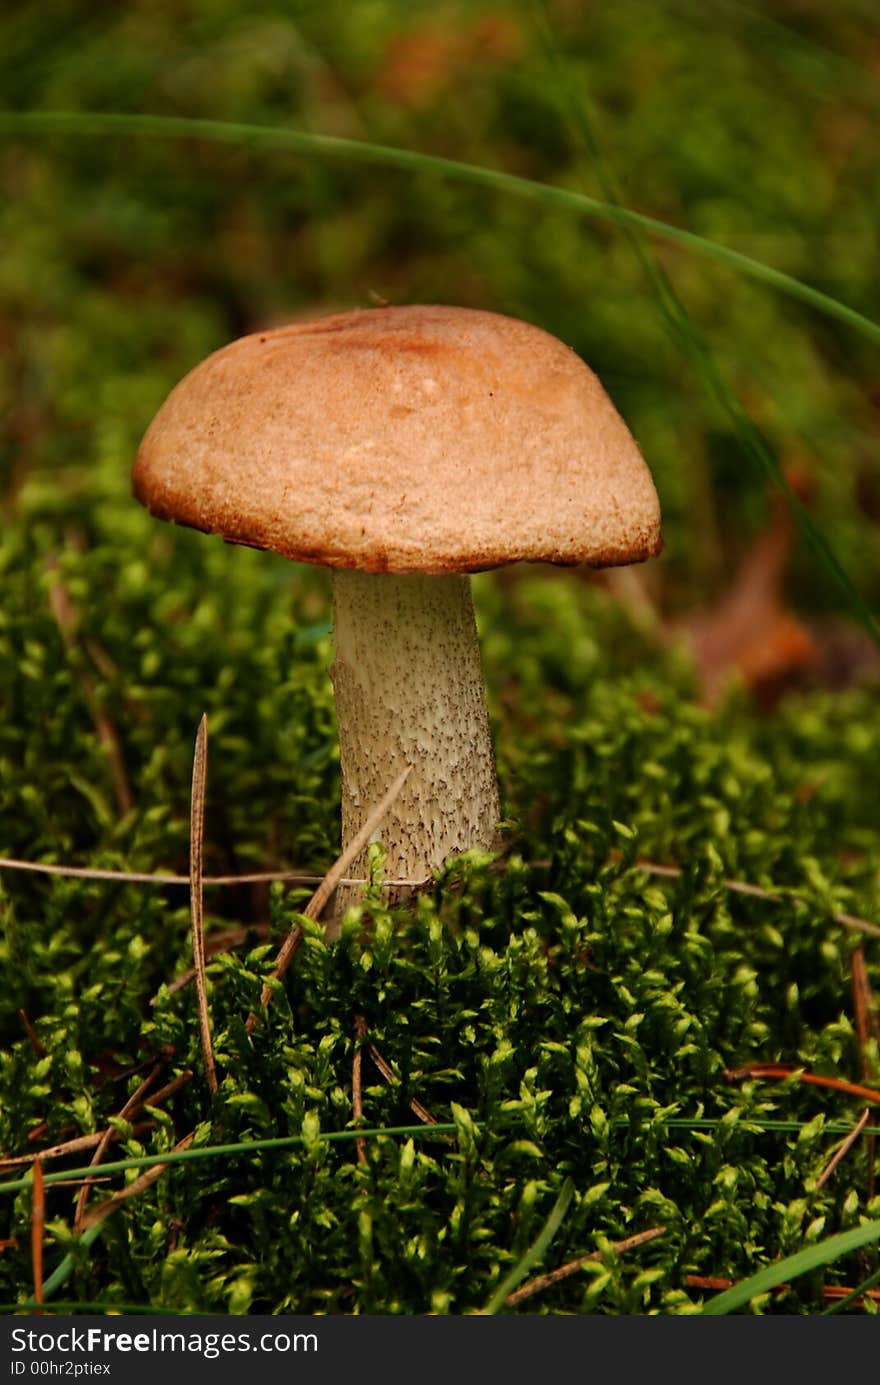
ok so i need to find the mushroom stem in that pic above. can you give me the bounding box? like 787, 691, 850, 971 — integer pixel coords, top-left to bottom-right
330, 569, 500, 912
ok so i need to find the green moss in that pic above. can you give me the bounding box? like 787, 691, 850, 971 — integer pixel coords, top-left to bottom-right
2, 536, 879, 1311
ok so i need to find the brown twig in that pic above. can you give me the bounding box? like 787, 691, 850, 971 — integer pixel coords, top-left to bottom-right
0, 857, 428, 888
74, 1063, 162, 1229
851, 948, 879, 1070
4, 847, 876, 941
631, 857, 880, 939
245, 765, 412, 1033
685, 1274, 880, 1307
31, 1158, 45, 1309
0, 1073, 191, 1171
137, 1069, 194, 1110
352, 1016, 368, 1166
849, 948, 878, 1201
0, 1123, 156, 1172
190, 715, 218, 1096
723, 1064, 880, 1105
364, 1037, 438, 1127
79, 1131, 195, 1232
505, 1225, 667, 1308
156, 922, 271, 1002
816, 1108, 871, 1190
19, 1010, 45, 1057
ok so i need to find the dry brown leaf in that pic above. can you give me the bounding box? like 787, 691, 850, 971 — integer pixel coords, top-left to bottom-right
376, 12, 522, 107
670, 479, 818, 705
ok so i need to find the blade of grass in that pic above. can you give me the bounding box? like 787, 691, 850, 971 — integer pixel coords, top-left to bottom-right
636, 1117, 880, 1136
700, 0, 880, 96
36, 1133, 195, 1307
5, 1114, 878, 1181
0, 1124, 458, 1196
821, 1264, 880, 1315
699, 1219, 880, 1313
482, 1177, 575, 1314
529, 0, 880, 646
0, 109, 877, 347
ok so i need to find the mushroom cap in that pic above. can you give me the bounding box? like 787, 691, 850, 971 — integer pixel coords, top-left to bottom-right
133, 304, 661, 574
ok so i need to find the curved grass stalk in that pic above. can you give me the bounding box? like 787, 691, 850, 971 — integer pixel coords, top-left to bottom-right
700, 1219, 880, 1314
0, 109, 878, 347
0, 1124, 458, 1198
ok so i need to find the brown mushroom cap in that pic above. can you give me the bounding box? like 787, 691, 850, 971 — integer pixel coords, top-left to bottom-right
133, 304, 661, 574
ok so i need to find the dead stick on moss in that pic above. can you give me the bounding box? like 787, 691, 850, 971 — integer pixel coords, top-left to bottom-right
245, 766, 412, 1033
0, 1073, 192, 1171
684, 1273, 880, 1307
31, 1157, 45, 1310
505, 1225, 666, 1308
74, 1063, 162, 1229
156, 923, 270, 1002
848, 948, 878, 1201
629, 857, 880, 939
190, 715, 218, 1096
0, 1123, 157, 1172
18, 1010, 45, 1057
352, 1016, 368, 1166
79, 1131, 195, 1233
724, 1064, 880, 1104
137, 1069, 193, 1110
2, 846, 876, 939
0, 858, 428, 888
365, 1036, 438, 1127
816, 1108, 871, 1190
851, 948, 879, 1072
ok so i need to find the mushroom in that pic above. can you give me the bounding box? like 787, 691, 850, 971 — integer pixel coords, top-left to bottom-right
133, 304, 661, 911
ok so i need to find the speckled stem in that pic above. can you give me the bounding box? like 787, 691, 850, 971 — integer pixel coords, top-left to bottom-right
330, 570, 500, 913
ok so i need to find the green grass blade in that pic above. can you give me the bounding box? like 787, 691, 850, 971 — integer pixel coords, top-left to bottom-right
821, 1263, 880, 1315
527, 0, 880, 647
40, 1220, 103, 1303
482, 1177, 575, 1314
613, 1118, 880, 1136
700, 1220, 880, 1314
0, 1123, 457, 1196
0, 108, 878, 346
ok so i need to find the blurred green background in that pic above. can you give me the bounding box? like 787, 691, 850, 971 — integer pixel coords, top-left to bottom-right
2, 0, 878, 615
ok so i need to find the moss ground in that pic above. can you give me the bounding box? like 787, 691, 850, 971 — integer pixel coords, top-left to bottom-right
1, 0, 879, 1314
